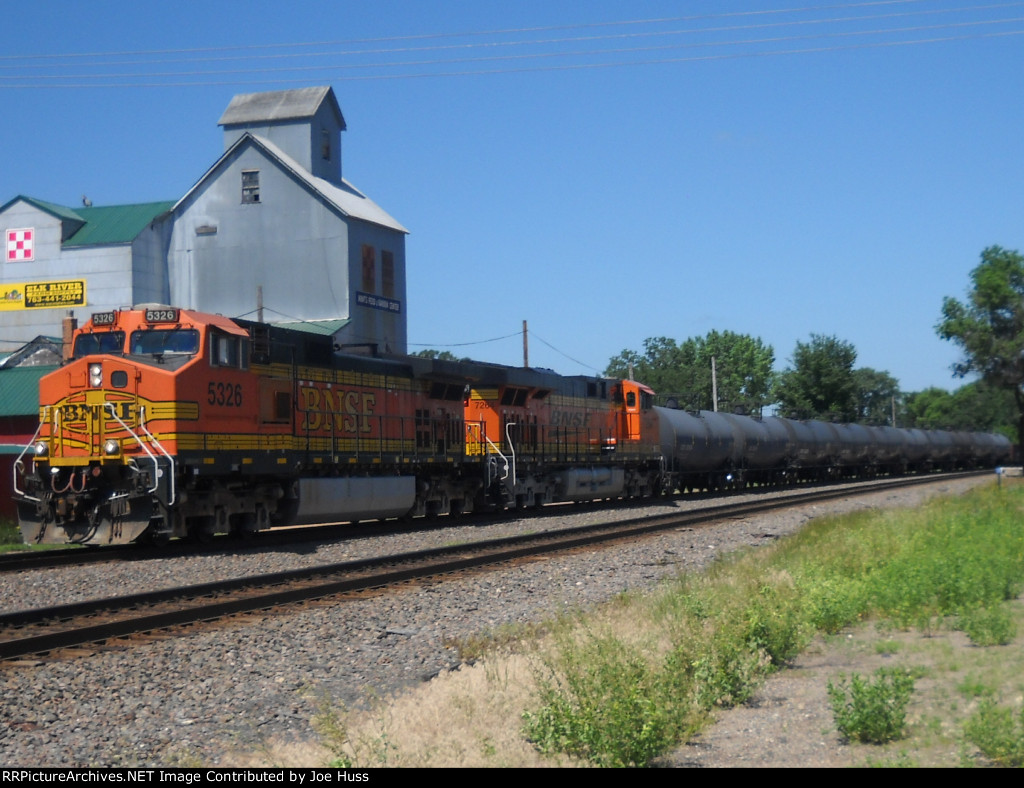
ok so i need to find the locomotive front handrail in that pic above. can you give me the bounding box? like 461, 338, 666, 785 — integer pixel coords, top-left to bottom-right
105, 403, 176, 506
11, 412, 47, 502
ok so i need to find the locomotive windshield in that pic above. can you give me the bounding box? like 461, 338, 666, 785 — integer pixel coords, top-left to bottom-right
130, 328, 200, 356
73, 331, 126, 358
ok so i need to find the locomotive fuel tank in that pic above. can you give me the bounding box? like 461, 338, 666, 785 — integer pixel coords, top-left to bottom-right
288, 476, 418, 525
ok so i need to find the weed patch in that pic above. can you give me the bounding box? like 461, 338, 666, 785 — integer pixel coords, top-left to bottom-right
827, 667, 916, 744
964, 700, 1024, 766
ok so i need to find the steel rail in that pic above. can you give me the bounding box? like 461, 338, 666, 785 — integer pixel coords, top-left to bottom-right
0, 471, 989, 662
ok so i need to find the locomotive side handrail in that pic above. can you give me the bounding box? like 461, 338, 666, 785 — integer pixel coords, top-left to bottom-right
135, 406, 177, 507
469, 420, 509, 488
504, 421, 518, 490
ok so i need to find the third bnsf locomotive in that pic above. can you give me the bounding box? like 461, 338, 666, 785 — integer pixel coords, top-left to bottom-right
13, 306, 1013, 546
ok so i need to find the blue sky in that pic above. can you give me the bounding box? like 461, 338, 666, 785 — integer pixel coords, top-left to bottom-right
3, 1, 1022, 393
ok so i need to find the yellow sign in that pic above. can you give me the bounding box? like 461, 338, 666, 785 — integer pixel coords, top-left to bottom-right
0, 279, 86, 311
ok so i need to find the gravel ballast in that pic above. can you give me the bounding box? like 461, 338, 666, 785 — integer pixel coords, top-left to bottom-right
0, 476, 992, 767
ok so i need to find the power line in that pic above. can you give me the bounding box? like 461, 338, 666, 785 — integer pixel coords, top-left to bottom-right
407, 330, 522, 350
0, 1, 956, 62
5, 1, 1017, 68
1, 2, 1021, 88
4, 14, 1023, 83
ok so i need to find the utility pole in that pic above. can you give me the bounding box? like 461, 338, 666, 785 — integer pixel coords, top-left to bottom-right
711, 356, 718, 412
523, 320, 529, 368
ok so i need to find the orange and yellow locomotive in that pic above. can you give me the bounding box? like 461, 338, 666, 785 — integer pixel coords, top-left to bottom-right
14, 305, 663, 545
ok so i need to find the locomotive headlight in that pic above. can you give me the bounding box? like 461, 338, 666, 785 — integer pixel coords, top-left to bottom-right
33, 441, 48, 457
103, 439, 120, 456
89, 363, 103, 388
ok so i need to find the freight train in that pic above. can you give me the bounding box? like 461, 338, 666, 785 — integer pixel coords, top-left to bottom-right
12, 305, 1013, 546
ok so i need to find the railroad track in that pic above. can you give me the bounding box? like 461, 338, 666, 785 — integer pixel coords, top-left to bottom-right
0, 492, 681, 573
0, 471, 988, 664
0, 470, 989, 574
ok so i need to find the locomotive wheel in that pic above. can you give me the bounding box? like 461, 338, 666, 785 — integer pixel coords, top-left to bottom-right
231, 511, 259, 538
189, 516, 216, 543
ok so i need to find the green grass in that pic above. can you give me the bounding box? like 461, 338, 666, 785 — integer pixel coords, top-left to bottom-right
0, 518, 25, 550
521, 483, 1024, 767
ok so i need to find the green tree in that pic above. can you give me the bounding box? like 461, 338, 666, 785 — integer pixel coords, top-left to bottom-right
937, 245, 1024, 452
696, 330, 775, 414
606, 331, 774, 414
853, 367, 901, 425
904, 381, 1016, 437
903, 387, 958, 430
774, 334, 858, 421
606, 336, 690, 397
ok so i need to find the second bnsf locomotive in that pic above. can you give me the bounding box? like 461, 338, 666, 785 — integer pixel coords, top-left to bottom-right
13, 305, 1012, 546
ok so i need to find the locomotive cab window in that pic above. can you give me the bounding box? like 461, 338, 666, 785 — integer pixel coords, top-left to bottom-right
73, 331, 125, 358
130, 329, 199, 356
210, 331, 249, 370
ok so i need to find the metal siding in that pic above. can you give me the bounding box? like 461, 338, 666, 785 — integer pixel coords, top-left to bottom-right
171, 148, 352, 321
345, 221, 407, 354
130, 222, 172, 305
0, 200, 172, 346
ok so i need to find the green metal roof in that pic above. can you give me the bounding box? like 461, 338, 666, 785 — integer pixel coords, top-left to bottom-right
0, 195, 85, 224
0, 366, 53, 417
64, 201, 175, 247
0, 196, 174, 247
271, 318, 350, 336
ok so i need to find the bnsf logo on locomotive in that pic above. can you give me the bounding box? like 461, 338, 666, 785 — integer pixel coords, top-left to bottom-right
299, 384, 377, 433
59, 401, 134, 423
550, 410, 592, 427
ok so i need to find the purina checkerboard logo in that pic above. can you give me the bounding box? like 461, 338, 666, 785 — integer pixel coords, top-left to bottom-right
6, 228, 34, 261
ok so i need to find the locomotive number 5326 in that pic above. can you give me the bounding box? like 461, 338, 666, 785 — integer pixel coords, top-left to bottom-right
208, 381, 243, 407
